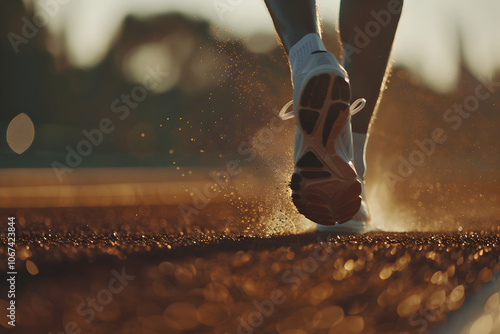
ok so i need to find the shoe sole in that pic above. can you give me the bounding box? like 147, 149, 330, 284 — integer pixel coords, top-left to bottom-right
291, 72, 361, 226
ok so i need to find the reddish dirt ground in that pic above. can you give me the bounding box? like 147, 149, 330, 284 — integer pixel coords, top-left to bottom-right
1, 206, 500, 334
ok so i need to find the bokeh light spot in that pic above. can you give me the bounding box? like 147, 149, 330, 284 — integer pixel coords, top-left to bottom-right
469, 315, 493, 334
26, 260, 39, 275
6, 113, 35, 154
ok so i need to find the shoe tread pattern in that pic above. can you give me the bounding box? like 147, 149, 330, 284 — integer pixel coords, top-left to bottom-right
291, 72, 361, 226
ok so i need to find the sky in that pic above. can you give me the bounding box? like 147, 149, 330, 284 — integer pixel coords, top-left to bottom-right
30, 0, 500, 93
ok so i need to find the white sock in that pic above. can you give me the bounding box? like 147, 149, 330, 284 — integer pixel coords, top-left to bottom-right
352, 133, 368, 181
289, 33, 326, 84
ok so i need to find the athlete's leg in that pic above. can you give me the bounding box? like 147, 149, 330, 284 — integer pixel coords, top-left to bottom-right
266, 0, 364, 229
264, 0, 320, 54
339, 0, 403, 134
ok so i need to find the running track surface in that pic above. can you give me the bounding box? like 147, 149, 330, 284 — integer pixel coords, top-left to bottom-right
1, 207, 499, 334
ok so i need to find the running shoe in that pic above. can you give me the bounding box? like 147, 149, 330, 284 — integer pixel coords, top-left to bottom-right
279, 51, 366, 230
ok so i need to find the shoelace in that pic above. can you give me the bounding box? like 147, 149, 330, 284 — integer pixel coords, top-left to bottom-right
279, 98, 366, 121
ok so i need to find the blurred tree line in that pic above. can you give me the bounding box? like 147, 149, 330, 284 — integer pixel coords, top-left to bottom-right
1, 0, 498, 178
